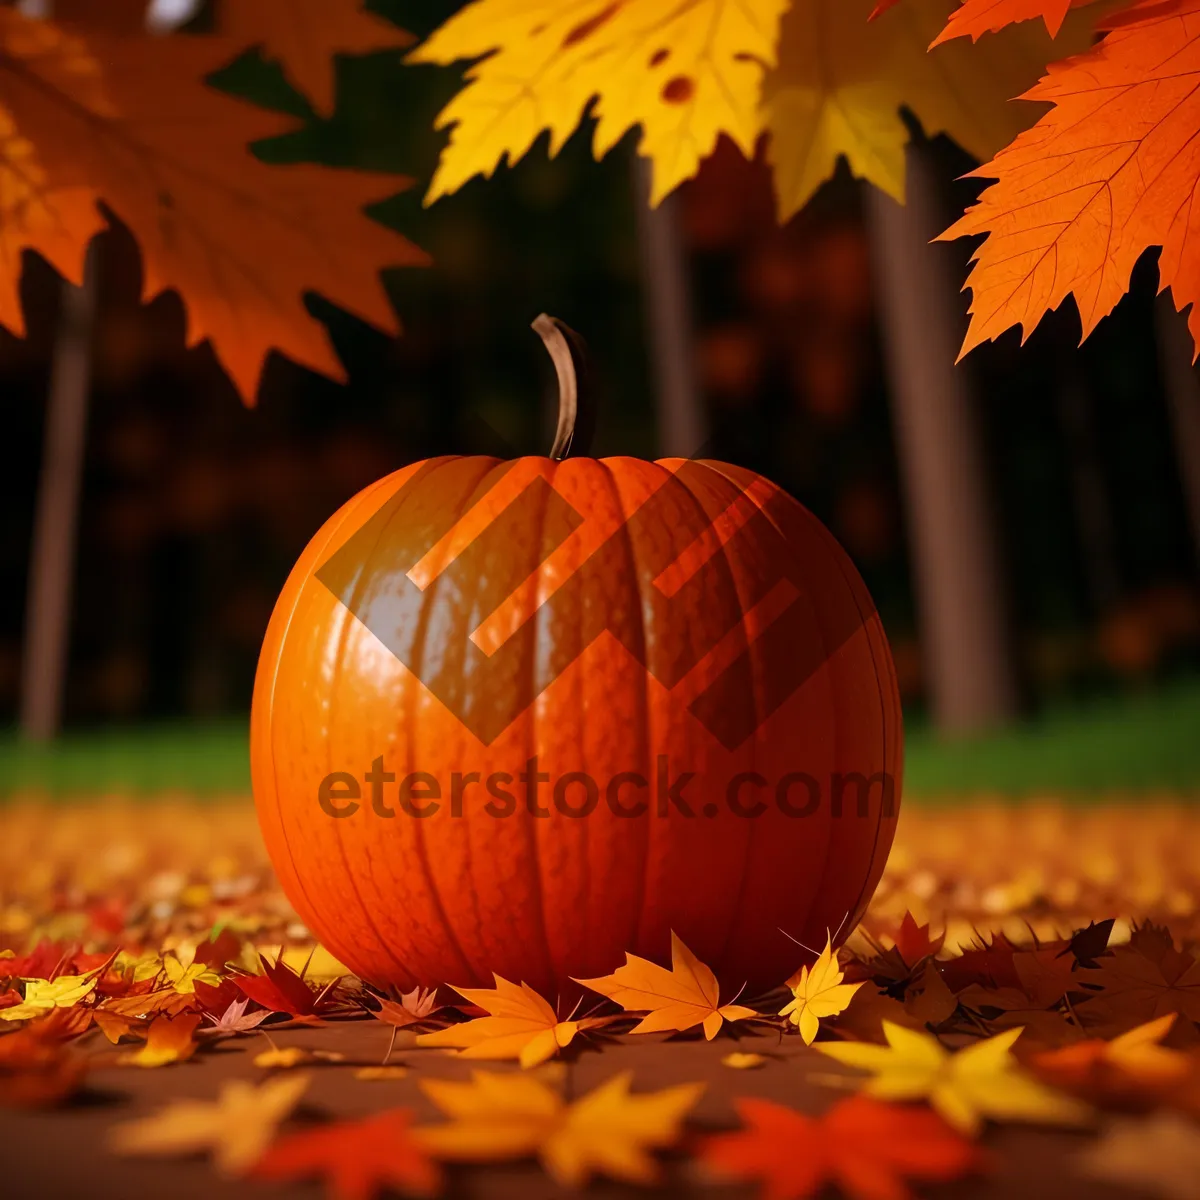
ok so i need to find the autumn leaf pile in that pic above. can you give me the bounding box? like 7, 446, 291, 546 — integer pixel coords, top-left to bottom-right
3, 798, 1200, 1197
413, 0, 1200, 363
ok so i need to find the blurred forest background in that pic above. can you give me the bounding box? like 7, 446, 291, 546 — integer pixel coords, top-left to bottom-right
1, 0, 1199, 792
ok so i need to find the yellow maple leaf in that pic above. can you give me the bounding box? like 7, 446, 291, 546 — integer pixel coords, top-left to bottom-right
0, 971, 98, 1022
163, 951, 222, 995
780, 935, 863, 1045
416, 975, 608, 1069
576, 932, 757, 1041
762, 0, 1101, 217
414, 1068, 704, 1187
408, 0, 788, 206
817, 1021, 1090, 1136
108, 1073, 311, 1177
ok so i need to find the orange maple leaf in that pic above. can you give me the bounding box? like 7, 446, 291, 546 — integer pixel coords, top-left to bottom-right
216, 0, 415, 116
0, 8, 427, 401
932, 0, 1101, 44
941, 0, 1200, 363
416, 976, 610, 1069
255, 1109, 442, 1200
701, 1094, 985, 1200
575, 932, 757, 1040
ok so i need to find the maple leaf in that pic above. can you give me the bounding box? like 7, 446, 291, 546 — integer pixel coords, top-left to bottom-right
202, 996, 271, 1038
892, 911, 947, 965
416, 976, 607, 1068
817, 1021, 1090, 1135
118, 1012, 202, 1067
369, 986, 441, 1028
701, 1094, 984, 1200
408, 0, 789, 207
941, 0, 1200, 363
95, 1011, 142, 1044
108, 1072, 311, 1176
576, 932, 756, 1040
762, 0, 1100, 218
233, 953, 338, 1018
216, 0, 415, 116
0, 971, 98, 1022
931, 0, 1101, 44
255, 1109, 442, 1200
0, 8, 428, 401
414, 1069, 704, 1187
1080, 945, 1200, 1024
780, 935, 864, 1044
1078, 1111, 1200, 1200
163, 950, 222, 995
1031, 1013, 1192, 1101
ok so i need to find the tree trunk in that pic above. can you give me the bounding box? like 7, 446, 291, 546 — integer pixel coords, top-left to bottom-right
865, 146, 1019, 734
1154, 295, 1200, 573
20, 255, 98, 741
632, 157, 707, 458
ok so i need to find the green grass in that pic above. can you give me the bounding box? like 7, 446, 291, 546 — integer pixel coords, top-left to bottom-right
1, 681, 1198, 800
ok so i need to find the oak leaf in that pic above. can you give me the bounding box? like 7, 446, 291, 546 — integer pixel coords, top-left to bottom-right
941, 0, 1200, 363
255, 1108, 442, 1199
0, 8, 427, 401
408, 0, 789, 207
701, 1094, 984, 1200
414, 1068, 703, 1187
216, 0, 415, 116
780, 934, 863, 1044
817, 1021, 1090, 1135
576, 931, 756, 1040
416, 976, 608, 1068
108, 1072, 312, 1176
762, 0, 1100, 218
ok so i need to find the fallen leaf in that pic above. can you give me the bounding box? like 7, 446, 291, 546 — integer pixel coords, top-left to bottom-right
164, 950, 222, 995
255, 1108, 442, 1199
108, 1072, 312, 1176
1031, 1014, 1193, 1099
416, 976, 606, 1069
941, 0, 1200, 364
781, 935, 864, 1044
408, 0, 789, 207
234, 954, 337, 1019
0, 1025, 88, 1107
0, 971, 98, 1022
95, 1011, 141, 1045
701, 1094, 985, 1200
356, 1065, 411, 1081
892, 911, 947, 965
576, 932, 756, 1040
1078, 1111, 1200, 1200
414, 1069, 703, 1187
817, 1021, 1090, 1135
722, 1052, 767, 1069
217, 0, 415, 116
369, 986, 441, 1029
202, 996, 271, 1038
119, 1012, 202, 1067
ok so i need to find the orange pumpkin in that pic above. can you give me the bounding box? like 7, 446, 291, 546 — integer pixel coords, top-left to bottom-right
251, 317, 901, 997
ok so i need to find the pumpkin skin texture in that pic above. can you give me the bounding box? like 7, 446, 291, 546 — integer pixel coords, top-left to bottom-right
251, 455, 902, 997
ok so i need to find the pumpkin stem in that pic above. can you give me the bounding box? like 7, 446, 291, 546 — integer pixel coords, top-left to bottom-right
533, 313, 596, 459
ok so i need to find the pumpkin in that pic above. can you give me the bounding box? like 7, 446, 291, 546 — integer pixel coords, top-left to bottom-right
251, 317, 902, 997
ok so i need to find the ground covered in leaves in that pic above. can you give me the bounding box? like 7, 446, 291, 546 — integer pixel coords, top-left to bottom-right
2, 798, 1200, 1200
